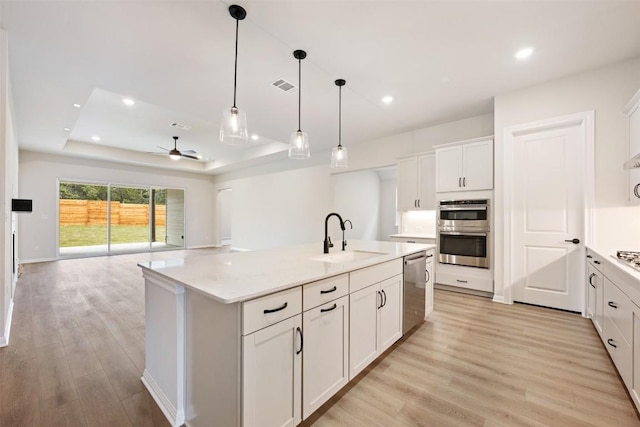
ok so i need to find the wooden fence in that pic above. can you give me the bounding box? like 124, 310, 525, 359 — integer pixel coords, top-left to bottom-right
59, 200, 166, 226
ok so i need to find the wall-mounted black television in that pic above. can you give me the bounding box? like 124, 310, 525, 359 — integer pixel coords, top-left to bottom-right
12, 199, 33, 212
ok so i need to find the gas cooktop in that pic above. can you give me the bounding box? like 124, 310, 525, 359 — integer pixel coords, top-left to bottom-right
615, 250, 640, 272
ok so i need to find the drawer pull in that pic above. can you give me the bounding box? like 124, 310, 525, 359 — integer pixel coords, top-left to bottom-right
407, 240, 416, 243
426, 270, 430, 283
456, 279, 468, 283
263, 302, 288, 314
607, 338, 617, 348
608, 301, 618, 309
586, 254, 593, 259
377, 291, 383, 309
320, 286, 337, 295
588, 273, 596, 288
320, 303, 337, 313
594, 260, 601, 265
635, 183, 640, 198
426, 254, 434, 258
381, 289, 387, 307
296, 327, 303, 355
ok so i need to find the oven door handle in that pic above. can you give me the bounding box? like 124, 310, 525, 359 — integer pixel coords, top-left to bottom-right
439, 231, 488, 237
439, 206, 488, 211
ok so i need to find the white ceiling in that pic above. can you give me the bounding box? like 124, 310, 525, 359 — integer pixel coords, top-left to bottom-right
3, 1, 640, 174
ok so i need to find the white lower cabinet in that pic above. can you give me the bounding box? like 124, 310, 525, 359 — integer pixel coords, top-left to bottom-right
349, 274, 403, 380
242, 314, 302, 427
425, 253, 434, 317
632, 307, 640, 408
586, 257, 604, 337
302, 295, 349, 419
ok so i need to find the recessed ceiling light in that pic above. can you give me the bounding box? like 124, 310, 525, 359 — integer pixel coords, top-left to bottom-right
91, 135, 101, 142
122, 98, 135, 106
251, 134, 259, 141
63, 127, 71, 131
73, 103, 81, 108
515, 47, 534, 60
382, 96, 393, 104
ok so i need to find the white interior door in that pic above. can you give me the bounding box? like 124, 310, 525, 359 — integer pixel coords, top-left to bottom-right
511, 123, 585, 312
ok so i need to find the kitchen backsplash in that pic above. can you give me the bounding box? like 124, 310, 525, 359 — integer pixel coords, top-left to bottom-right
401, 210, 436, 235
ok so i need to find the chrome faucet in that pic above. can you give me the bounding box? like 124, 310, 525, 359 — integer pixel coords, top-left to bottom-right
324, 213, 345, 254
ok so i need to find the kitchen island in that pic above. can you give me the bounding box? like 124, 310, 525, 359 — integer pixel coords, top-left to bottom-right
138, 240, 433, 427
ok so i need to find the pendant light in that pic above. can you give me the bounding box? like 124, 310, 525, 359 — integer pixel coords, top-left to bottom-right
331, 79, 348, 169
220, 5, 249, 145
289, 49, 310, 159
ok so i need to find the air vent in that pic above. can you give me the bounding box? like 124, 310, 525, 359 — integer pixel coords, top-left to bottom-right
170, 122, 191, 131
272, 78, 297, 93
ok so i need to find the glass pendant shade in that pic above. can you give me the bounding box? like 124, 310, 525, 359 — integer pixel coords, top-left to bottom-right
330, 145, 348, 169
220, 106, 249, 145
289, 130, 310, 159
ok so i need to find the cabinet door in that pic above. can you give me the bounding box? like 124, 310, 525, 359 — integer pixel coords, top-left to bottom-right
629, 100, 640, 205
302, 296, 349, 419
594, 268, 604, 337
349, 284, 380, 380
417, 154, 436, 209
462, 140, 493, 191
587, 264, 597, 320
242, 315, 302, 427
632, 306, 640, 408
436, 146, 463, 192
425, 258, 434, 317
378, 275, 403, 353
397, 157, 418, 211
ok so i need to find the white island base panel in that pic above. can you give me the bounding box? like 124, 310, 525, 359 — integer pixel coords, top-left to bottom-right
141, 273, 187, 427
142, 268, 243, 427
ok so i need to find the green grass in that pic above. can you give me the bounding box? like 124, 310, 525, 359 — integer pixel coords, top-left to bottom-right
59, 225, 166, 247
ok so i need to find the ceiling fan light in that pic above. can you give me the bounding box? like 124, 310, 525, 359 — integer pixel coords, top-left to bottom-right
331, 145, 348, 169
220, 106, 249, 145
289, 130, 310, 159
169, 149, 181, 160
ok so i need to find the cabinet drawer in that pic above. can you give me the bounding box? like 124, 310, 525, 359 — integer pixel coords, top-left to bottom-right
586, 249, 604, 271
350, 258, 403, 293
243, 287, 302, 335
435, 270, 493, 293
604, 316, 632, 389
303, 274, 349, 311
604, 279, 633, 346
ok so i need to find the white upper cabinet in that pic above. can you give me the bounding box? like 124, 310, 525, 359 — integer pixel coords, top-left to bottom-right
397, 153, 435, 211
626, 89, 640, 205
436, 137, 493, 192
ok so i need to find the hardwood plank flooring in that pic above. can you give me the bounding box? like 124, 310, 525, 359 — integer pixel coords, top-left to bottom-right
0, 248, 638, 426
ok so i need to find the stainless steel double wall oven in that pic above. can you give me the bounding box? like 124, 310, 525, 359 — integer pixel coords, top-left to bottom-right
437, 199, 490, 269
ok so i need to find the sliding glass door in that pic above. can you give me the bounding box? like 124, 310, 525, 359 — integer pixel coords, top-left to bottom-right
59, 182, 109, 256
58, 180, 185, 257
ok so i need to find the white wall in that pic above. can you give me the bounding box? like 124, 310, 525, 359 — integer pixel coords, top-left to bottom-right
219, 189, 232, 241
494, 57, 640, 301
18, 151, 217, 261
212, 114, 494, 250
333, 170, 380, 241
378, 173, 398, 240
0, 27, 19, 347
213, 165, 334, 251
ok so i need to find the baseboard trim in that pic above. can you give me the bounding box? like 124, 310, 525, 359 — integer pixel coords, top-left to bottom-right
0, 299, 14, 347
492, 295, 509, 304
141, 370, 185, 427
187, 244, 220, 249
21, 257, 59, 264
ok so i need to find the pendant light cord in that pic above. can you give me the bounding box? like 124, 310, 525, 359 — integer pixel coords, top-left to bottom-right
297, 59, 302, 132
233, 18, 239, 108
338, 85, 342, 148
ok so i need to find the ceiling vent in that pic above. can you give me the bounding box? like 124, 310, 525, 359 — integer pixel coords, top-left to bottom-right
170, 122, 191, 131
272, 78, 297, 93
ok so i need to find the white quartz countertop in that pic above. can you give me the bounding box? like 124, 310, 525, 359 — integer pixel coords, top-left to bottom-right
587, 245, 640, 283
389, 233, 436, 240
138, 240, 434, 304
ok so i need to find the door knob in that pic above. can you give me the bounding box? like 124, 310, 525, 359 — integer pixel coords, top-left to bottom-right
564, 238, 580, 244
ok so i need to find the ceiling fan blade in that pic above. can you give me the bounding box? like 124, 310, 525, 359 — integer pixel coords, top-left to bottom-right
182, 149, 197, 154
181, 154, 200, 160
156, 146, 170, 152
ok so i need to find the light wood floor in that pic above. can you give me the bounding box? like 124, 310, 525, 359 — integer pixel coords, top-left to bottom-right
1, 249, 638, 427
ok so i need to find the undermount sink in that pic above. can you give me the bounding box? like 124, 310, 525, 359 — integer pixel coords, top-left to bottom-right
310, 250, 387, 264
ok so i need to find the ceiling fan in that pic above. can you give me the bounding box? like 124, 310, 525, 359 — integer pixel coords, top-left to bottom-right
154, 136, 201, 160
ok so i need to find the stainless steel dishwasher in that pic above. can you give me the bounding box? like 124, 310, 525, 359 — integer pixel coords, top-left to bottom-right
403, 251, 426, 334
